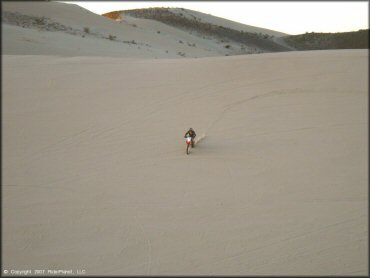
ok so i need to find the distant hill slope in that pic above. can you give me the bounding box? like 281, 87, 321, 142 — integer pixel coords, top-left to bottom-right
103, 8, 293, 53
283, 30, 369, 50
3, 1, 291, 58
104, 7, 287, 37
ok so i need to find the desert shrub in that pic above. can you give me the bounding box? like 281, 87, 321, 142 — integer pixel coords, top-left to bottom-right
34, 17, 47, 25
224, 45, 231, 48
84, 27, 90, 33
108, 34, 116, 40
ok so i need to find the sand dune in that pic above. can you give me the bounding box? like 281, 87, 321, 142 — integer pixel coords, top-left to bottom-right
3, 50, 368, 275
2, 1, 368, 276
3, 2, 289, 58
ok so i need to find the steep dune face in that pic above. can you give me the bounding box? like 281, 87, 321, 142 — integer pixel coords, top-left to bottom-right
3, 50, 368, 275
2, 1, 155, 57
2, 1, 120, 31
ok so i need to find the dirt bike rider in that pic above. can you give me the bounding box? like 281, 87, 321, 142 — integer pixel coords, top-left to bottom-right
184, 128, 196, 147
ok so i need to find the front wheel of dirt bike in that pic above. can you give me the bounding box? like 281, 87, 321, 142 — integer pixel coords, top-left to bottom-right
186, 144, 190, 155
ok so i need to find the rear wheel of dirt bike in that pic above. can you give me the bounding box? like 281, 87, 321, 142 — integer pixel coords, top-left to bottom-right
186, 144, 190, 155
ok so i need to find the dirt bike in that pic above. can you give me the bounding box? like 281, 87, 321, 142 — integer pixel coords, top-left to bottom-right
185, 135, 194, 155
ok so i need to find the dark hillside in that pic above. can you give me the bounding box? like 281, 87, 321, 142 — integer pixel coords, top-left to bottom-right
283, 29, 369, 50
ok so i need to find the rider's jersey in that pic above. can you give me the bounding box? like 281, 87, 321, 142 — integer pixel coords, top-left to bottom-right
185, 130, 196, 138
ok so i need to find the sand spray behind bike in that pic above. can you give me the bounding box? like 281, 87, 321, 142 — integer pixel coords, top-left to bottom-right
194, 133, 206, 145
